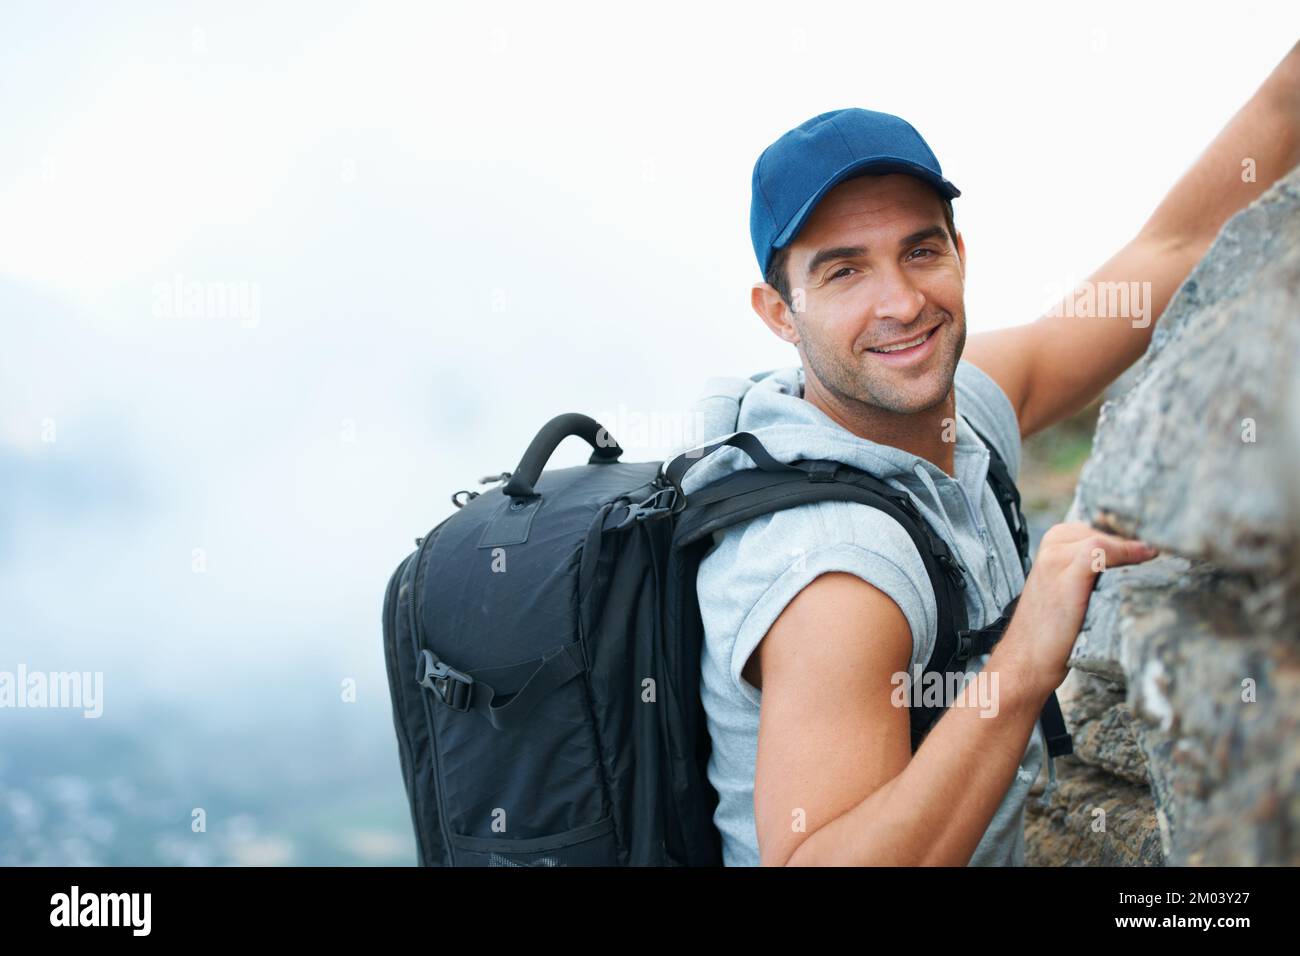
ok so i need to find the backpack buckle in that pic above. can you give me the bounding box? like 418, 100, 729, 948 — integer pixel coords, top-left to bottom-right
614, 485, 680, 529
417, 649, 474, 712
937, 552, 967, 590
950, 620, 1006, 669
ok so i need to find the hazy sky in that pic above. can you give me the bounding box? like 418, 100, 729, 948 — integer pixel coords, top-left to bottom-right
2, 0, 1297, 703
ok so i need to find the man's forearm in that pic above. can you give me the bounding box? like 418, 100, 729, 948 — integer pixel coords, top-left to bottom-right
992, 40, 1300, 439
785, 642, 1050, 867
1140, 40, 1300, 256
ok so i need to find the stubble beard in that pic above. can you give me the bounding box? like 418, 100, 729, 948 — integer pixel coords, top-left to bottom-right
797, 311, 966, 416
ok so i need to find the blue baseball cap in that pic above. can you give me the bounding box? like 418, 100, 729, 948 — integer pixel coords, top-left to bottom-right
750, 108, 960, 277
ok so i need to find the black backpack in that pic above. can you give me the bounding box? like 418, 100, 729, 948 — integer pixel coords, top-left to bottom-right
381, 412, 1072, 866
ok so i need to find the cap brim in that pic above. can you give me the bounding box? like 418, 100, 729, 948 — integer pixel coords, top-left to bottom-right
772, 157, 961, 253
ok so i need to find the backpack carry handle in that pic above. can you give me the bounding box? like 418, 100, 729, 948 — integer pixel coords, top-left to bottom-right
503, 413, 623, 499
662, 431, 803, 501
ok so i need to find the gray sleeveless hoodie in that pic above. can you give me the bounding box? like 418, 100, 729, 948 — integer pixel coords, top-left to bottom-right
677, 360, 1055, 866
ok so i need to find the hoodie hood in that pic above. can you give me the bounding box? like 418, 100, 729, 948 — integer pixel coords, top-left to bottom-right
680, 366, 934, 488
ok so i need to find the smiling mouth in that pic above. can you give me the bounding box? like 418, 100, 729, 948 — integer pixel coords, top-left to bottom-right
867, 325, 939, 354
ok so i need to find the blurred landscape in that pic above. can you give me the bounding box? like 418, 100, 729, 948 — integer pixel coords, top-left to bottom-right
1, 673, 416, 866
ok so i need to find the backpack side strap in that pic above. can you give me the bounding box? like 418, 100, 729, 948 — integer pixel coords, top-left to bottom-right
945, 593, 1075, 759
416, 642, 586, 733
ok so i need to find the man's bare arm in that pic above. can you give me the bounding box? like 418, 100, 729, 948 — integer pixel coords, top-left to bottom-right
966, 40, 1300, 440
751, 525, 1162, 867
750, 572, 1047, 867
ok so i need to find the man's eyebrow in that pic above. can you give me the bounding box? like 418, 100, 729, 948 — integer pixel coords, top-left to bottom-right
804, 246, 867, 280
899, 225, 949, 248
803, 227, 950, 280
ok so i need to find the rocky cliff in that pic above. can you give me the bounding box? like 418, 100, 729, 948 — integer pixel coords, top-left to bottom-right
1025, 164, 1300, 866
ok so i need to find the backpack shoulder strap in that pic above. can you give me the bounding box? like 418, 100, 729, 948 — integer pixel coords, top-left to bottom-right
664, 441, 968, 752
964, 419, 1031, 575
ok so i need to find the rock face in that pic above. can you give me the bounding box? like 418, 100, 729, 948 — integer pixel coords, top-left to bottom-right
1024, 165, 1300, 866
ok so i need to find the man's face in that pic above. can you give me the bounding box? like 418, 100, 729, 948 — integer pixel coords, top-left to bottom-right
778, 173, 966, 415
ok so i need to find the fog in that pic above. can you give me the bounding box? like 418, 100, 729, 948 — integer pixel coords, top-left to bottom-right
1, 0, 1293, 863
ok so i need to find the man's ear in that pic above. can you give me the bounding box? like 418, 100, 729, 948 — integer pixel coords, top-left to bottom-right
955, 231, 966, 277
751, 282, 800, 346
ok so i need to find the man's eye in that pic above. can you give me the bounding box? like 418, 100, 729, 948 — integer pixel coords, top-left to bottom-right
908, 248, 935, 260
829, 267, 854, 281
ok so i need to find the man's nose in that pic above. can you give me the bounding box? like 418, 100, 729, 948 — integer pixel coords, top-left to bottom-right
871, 265, 927, 325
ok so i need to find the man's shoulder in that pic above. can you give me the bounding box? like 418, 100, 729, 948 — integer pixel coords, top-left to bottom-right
696, 497, 940, 702
698, 497, 931, 589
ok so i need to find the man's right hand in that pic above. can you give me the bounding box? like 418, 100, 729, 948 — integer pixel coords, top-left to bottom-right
1000, 521, 1160, 699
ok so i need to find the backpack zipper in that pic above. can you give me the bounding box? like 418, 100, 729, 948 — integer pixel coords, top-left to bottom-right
383, 553, 427, 863
408, 525, 458, 865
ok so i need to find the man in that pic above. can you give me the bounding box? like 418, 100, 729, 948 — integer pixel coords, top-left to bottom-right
683, 43, 1300, 866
